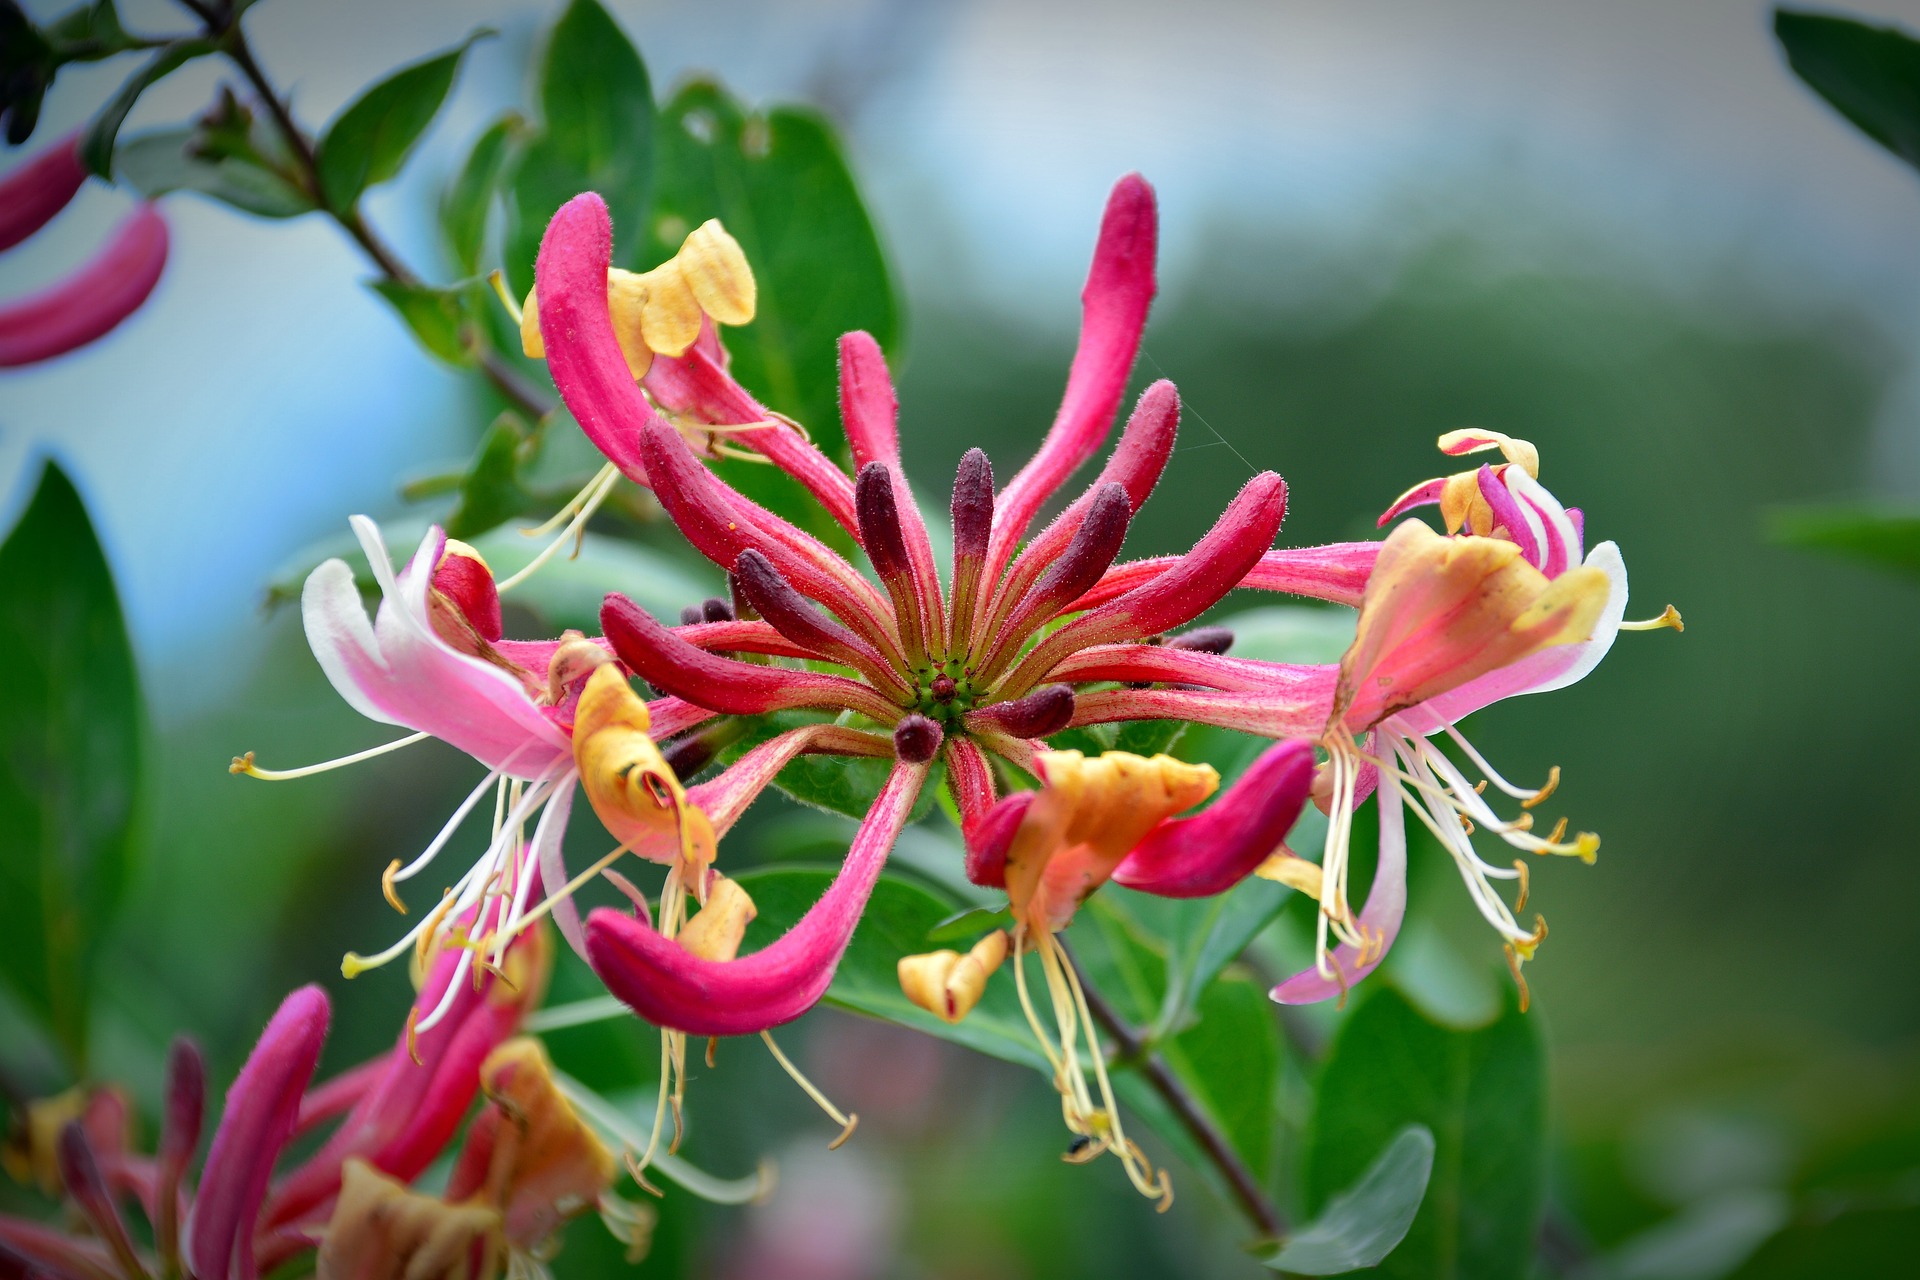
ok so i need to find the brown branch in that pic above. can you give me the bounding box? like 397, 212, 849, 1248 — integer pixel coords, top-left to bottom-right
1067, 947, 1286, 1242
208, 9, 554, 421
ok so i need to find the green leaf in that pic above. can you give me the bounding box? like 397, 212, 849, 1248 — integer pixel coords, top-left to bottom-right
1775, 9, 1920, 172
1267, 1126, 1436, 1275
733, 867, 1048, 1070
370, 279, 479, 367
1768, 501, 1920, 580
441, 112, 525, 274
45, 1, 129, 51
1306, 985, 1545, 1280
82, 38, 218, 178
316, 30, 491, 209
1112, 717, 1187, 757
0, 463, 143, 1069
113, 126, 315, 218
435, 412, 541, 539
926, 904, 1013, 943
650, 80, 898, 465
505, 0, 654, 294
1725, 1202, 1920, 1279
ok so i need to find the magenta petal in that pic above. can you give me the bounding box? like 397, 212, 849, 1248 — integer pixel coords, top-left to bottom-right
0, 204, 166, 367
0, 132, 86, 252
987, 175, 1158, 574
1071, 684, 1333, 739
535, 194, 658, 481
186, 986, 330, 1280
962, 791, 1033, 889
1271, 776, 1408, 1005
1114, 739, 1315, 897
587, 763, 928, 1035
1476, 464, 1540, 564
1071, 541, 1380, 614
839, 330, 899, 469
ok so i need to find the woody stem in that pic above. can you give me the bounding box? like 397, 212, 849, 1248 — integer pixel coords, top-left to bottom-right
1064, 945, 1286, 1242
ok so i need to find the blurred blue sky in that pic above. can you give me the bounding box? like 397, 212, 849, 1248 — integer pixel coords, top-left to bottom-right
4, 0, 1920, 715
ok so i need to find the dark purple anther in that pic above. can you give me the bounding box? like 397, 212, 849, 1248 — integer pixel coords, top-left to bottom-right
701, 596, 735, 623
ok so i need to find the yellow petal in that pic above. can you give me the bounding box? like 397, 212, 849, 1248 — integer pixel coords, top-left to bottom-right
319, 1160, 502, 1280
574, 666, 714, 865
1254, 852, 1324, 899
633, 263, 703, 358
897, 931, 1007, 1024
604, 269, 656, 378
519, 287, 544, 359
1436, 428, 1540, 478
676, 219, 756, 326
460, 1038, 617, 1249
677, 874, 758, 962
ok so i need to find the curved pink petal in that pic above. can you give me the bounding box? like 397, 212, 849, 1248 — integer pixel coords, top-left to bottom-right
1392, 539, 1626, 734
1069, 542, 1380, 613
1115, 738, 1315, 897
0, 204, 166, 367
187, 986, 330, 1280
0, 132, 85, 252
1071, 684, 1332, 739
1271, 770, 1407, 1005
687, 724, 892, 836
962, 790, 1031, 889
986, 175, 1158, 577
1377, 477, 1445, 527
1050, 644, 1336, 695
979, 380, 1179, 648
839, 329, 900, 470
945, 738, 999, 827
1476, 465, 1540, 565
534, 193, 658, 482
302, 521, 572, 777
587, 762, 928, 1035
1005, 471, 1287, 695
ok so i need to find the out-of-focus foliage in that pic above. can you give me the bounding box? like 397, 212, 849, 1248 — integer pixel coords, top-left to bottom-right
0, 463, 141, 1071
1266, 1126, 1434, 1275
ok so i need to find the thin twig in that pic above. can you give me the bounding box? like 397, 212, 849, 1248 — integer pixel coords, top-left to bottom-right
1066, 946, 1286, 1242
204, 7, 554, 420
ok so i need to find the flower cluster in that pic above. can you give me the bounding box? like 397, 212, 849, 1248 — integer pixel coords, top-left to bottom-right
0, 873, 663, 1280
252, 173, 1673, 1206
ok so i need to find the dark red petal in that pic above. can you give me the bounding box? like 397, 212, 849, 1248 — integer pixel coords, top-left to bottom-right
1114, 738, 1314, 897
732, 548, 911, 699
965, 684, 1075, 739
962, 792, 1033, 889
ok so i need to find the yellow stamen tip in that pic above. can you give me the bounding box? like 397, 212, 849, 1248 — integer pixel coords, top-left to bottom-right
381, 859, 408, 914
341, 952, 373, 979
827, 1114, 860, 1151
1521, 765, 1561, 809
405, 1010, 423, 1066
229, 752, 255, 776
1620, 603, 1684, 632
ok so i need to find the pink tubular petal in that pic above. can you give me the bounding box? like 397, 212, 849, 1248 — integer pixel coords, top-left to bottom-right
986, 175, 1158, 578
533, 194, 656, 481
1051, 645, 1336, 696
186, 986, 330, 1280
675, 618, 816, 660
1, 1217, 122, 1280
1476, 465, 1540, 565
839, 330, 899, 470
302, 522, 573, 777
587, 762, 929, 1035
644, 342, 861, 536
0, 132, 86, 252
690, 724, 893, 836
1114, 738, 1314, 897
635, 417, 902, 664
963, 791, 1032, 889
977, 380, 1179, 652
1003, 472, 1287, 696
646, 696, 718, 739
262, 887, 539, 1235
1070, 541, 1379, 613
0, 204, 166, 368
1071, 685, 1332, 739
1271, 771, 1407, 1005
733, 547, 913, 699
602, 593, 901, 723
975, 482, 1133, 680
945, 738, 998, 827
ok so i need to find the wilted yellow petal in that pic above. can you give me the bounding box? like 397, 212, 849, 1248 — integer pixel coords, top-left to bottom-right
1254, 852, 1324, 899
319, 1159, 502, 1280
677, 874, 758, 962
897, 931, 1008, 1024
677, 219, 756, 326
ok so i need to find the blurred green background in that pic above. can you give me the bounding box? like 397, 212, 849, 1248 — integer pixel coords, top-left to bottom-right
5, 0, 1920, 1275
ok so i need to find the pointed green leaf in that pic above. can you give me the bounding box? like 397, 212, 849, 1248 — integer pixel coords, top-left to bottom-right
1769, 501, 1920, 580
315, 30, 491, 208
82, 38, 217, 177
1306, 985, 1546, 1280
441, 112, 525, 274
369, 278, 479, 367
1267, 1126, 1436, 1274
0, 463, 143, 1068
650, 80, 898, 463
114, 126, 314, 218
1775, 9, 1920, 172
505, 0, 654, 294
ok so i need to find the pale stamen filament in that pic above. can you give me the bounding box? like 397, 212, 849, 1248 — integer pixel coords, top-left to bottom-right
228, 731, 430, 780
1056, 938, 1173, 1210
761, 1032, 859, 1150
1440, 723, 1559, 806
1619, 604, 1683, 632
521, 461, 619, 540
497, 464, 622, 593
487, 270, 522, 325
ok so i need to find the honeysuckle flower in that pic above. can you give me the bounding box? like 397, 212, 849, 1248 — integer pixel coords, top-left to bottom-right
936, 740, 1314, 1203
0, 131, 167, 368
524, 175, 1359, 1024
